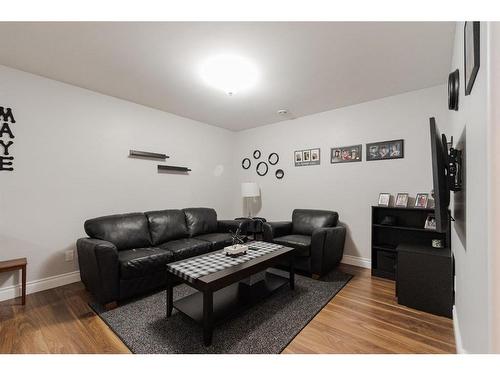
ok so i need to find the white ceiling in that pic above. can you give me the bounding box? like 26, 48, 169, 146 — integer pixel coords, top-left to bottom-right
0, 22, 455, 131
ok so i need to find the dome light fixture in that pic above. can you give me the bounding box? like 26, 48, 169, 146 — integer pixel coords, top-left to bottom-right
200, 54, 258, 96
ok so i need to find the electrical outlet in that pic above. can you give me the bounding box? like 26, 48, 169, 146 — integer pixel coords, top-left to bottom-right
65, 250, 74, 262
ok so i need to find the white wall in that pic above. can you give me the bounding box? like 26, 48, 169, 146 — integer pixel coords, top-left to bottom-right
489, 22, 500, 353
448, 22, 492, 353
490, 22, 500, 355
234, 85, 448, 264
0, 65, 238, 300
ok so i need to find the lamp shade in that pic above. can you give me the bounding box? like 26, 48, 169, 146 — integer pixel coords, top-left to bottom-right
241, 182, 260, 198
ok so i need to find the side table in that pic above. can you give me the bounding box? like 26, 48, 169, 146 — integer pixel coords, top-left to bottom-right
0, 257, 27, 305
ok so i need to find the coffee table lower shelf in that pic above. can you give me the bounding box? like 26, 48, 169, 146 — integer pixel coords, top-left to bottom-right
173, 270, 289, 325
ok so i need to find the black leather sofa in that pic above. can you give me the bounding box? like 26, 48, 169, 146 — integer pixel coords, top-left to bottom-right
77, 207, 246, 308
263, 209, 346, 278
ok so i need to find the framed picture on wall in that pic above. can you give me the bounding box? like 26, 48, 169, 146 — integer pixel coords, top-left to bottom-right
464, 21, 480, 96
303, 150, 311, 162
294, 148, 321, 167
330, 144, 362, 164
311, 148, 320, 162
294, 150, 303, 164
366, 139, 404, 161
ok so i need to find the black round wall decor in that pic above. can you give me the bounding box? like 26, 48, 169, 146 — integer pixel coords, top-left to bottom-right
268, 152, 279, 165
253, 150, 261, 159
275, 169, 284, 179
242, 158, 251, 170
448, 69, 460, 111
256, 161, 268, 176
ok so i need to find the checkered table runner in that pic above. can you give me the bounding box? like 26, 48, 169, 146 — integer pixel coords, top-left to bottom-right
167, 241, 284, 283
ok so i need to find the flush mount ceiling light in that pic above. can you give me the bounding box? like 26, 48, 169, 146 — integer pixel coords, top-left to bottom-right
200, 54, 258, 96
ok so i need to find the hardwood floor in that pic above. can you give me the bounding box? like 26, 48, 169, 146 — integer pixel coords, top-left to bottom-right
283, 264, 455, 353
0, 264, 455, 354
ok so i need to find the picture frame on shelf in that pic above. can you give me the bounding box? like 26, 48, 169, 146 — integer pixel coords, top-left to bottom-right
395, 193, 409, 207
330, 144, 362, 164
424, 214, 437, 230
415, 193, 429, 208
378, 193, 391, 207
366, 139, 404, 161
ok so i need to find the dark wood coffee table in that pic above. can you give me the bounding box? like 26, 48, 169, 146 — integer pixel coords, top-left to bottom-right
165, 241, 295, 346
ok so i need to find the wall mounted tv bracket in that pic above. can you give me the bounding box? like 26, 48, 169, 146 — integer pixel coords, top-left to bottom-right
444, 135, 462, 191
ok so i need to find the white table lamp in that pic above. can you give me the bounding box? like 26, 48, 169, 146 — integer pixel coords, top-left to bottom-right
241, 182, 260, 217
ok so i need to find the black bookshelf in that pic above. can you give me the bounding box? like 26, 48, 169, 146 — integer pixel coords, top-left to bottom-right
371, 206, 449, 280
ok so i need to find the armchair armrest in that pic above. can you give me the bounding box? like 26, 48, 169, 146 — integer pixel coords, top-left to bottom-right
310, 224, 346, 276
217, 219, 251, 234
76, 238, 119, 305
263, 221, 293, 242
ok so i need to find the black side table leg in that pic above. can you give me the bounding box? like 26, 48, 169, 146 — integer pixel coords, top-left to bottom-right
289, 254, 295, 290
166, 273, 173, 317
203, 290, 214, 346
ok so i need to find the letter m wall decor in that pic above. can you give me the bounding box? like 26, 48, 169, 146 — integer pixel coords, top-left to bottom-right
0, 106, 16, 171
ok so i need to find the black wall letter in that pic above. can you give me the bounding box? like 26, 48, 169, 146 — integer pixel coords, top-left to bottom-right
0, 123, 14, 138
0, 107, 16, 123
0, 156, 14, 171
0, 140, 13, 155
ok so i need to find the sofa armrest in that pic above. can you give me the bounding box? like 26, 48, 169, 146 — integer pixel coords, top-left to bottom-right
217, 219, 251, 234
76, 238, 119, 305
263, 221, 293, 241
310, 224, 346, 276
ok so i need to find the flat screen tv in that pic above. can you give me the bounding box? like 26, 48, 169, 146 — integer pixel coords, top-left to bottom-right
429, 117, 450, 233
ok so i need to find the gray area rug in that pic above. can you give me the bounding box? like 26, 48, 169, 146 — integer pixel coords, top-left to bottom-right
91, 269, 351, 354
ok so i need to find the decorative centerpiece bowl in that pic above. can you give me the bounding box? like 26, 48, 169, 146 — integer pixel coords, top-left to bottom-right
224, 244, 248, 257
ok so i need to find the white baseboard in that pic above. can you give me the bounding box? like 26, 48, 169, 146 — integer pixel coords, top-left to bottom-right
0, 270, 81, 302
341, 254, 371, 269
452, 305, 468, 354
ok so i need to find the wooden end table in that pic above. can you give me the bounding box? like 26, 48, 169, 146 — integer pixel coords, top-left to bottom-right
0, 258, 27, 305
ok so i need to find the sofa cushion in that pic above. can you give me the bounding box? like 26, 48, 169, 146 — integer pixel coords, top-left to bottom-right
84, 213, 152, 250
159, 238, 212, 261
145, 209, 188, 245
118, 247, 173, 280
183, 208, 218, 237
195, 232, 234, 250
273, 234, 311, 257
292, 209, 338, 236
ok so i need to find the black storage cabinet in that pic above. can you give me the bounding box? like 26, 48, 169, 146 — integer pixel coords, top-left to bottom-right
396, 243, 454, 318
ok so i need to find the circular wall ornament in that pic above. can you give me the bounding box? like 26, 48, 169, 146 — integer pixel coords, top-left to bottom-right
268, 152, 279, 165
448, 69, 459, 111
275, 169, 284, 179
242, 158, 251, 169
256, 161, 268, 176
253, 150, 261, 159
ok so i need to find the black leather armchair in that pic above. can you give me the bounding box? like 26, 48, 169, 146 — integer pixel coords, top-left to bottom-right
77, 208, 247, 308
263, 209, 346, 278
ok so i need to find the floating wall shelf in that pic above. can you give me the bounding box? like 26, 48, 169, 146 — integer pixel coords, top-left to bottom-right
129, 150, 169, 160
158, 165, 191, 173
